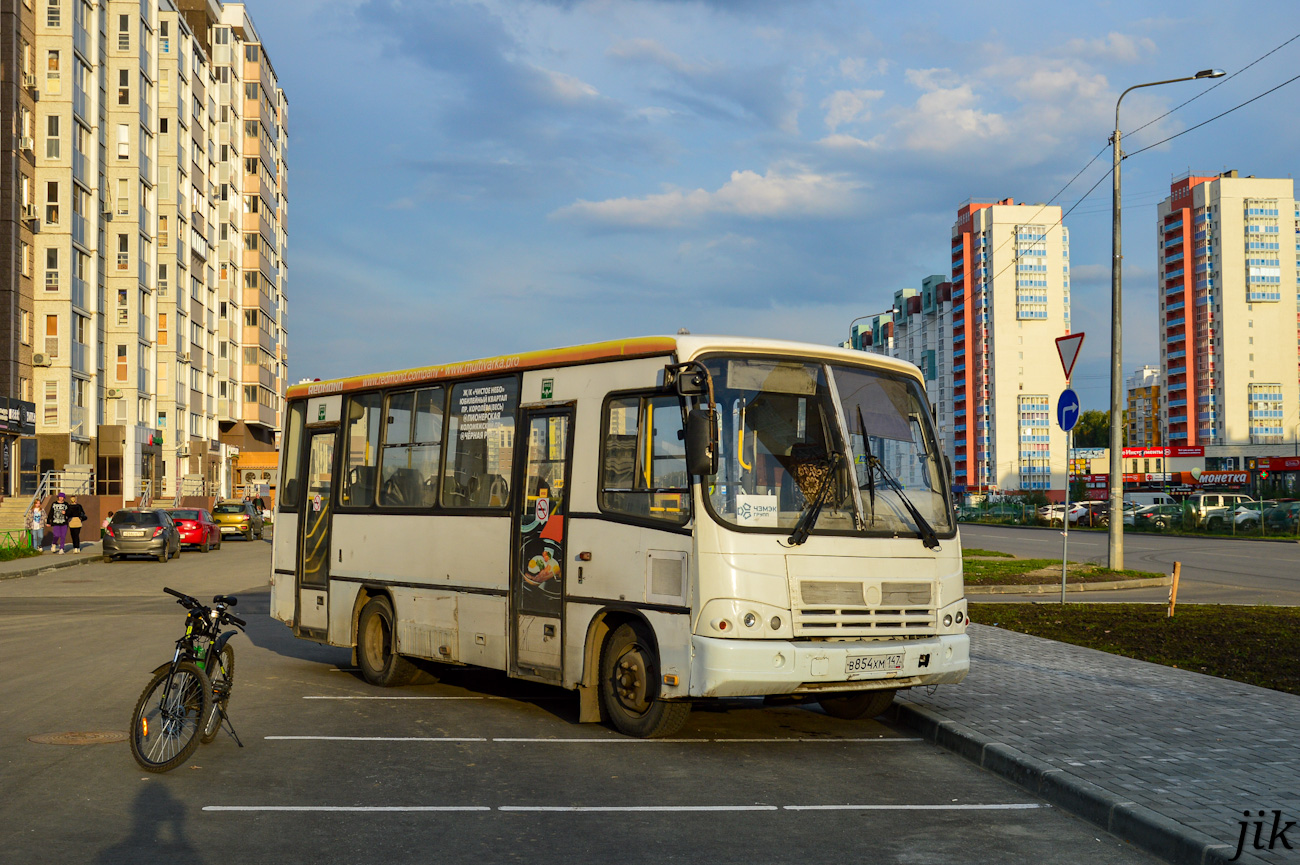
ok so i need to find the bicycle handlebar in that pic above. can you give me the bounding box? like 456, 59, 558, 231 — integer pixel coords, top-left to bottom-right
225, 613, 247, 628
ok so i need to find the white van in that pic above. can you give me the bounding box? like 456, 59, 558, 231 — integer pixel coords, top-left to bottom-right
1125, 492, 1175, 508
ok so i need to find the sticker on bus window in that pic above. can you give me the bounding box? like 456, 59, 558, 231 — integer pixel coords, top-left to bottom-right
536, 497, 550, 524
736, 493, 778, 527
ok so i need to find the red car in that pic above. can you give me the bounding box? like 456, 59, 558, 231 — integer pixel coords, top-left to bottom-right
163, 508, 222, 552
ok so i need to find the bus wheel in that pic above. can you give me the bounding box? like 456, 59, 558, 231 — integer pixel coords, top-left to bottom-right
357, 596, 419, 687
818, 689, 897, 720
598, 622, 690, 738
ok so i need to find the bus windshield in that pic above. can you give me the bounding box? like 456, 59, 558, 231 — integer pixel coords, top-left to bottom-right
700, 356, 952, 538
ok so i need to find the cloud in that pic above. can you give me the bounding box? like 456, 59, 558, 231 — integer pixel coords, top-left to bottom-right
1065, 32, 1158, 63
821, 88, 884, 132
607, 37, 801, 132
891, 73, 1007, 152
552, 164, 864, 229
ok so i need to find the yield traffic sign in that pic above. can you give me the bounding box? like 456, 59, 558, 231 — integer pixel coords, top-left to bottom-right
1055, 332, 1084, 381
1050, 331, 1081, 379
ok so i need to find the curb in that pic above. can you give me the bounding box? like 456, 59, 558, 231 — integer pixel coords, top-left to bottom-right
888, 699, 1238, 865
0, 550, 100, 581
959, 522, 1300, 544
965, 575, 1173, 595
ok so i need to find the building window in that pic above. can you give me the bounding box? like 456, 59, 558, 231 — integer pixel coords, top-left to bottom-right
21, 311, 30, 345
44, 181, 58, 225
45, 114, 60, 159
117, 235, 129, 270
159, 215, 169, 248
43, 381, 58, 426
159, 312, 168, 346
158, 264, 169, 295
159, 68, 169, 102
44, 248, 58, 292
47, 0, 61, 28
116, 345, 127, 381
116, 177, 129, 215
117, 13, 129, 50
117, 69, 129, 105
45, 314, 58, 357
117, 124, 129, 159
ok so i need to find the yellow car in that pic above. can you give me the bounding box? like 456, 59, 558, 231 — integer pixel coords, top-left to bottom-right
212, 501, 265, 541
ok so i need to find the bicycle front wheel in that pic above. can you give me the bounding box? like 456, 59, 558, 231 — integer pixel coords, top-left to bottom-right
201, 644, 235, 744
130, 661, 212, 773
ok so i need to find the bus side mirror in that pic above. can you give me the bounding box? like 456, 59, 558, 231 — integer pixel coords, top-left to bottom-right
685, 409, 717, 476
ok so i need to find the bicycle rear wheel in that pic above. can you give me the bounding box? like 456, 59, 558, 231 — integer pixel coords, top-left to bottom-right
130, 661, 212, 773
201, 644, 235, 744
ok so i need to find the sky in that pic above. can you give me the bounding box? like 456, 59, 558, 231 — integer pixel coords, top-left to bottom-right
247, 0, 1300, 411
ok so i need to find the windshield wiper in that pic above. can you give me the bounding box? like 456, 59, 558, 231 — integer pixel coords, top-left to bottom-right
855, 405, 940, 550
785, 452, 841, 546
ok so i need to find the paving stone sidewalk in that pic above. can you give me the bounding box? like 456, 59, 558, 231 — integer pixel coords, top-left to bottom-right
895, 624, 1300, 865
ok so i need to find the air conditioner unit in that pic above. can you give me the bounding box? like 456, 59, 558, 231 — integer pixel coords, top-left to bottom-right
18, 136, 33, 152
22, 204, 37, 220
22, 73, 36, 89
101, 199, 113, 216
177, 447, 191, 458
106, 387, 124, 399
32, 353, 51, 367
179, 351, 191, 363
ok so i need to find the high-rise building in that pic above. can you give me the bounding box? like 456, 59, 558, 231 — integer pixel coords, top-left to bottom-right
12, 0, 287, 502
1157, 171, 1298, 446
0, 0, 40, 495
1126, 365, 1162, 447
857, 276, 957, 477
949, 199, 1072, 494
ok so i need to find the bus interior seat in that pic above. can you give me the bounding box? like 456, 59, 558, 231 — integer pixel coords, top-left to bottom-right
346, 465, 377, 506
381, 468, 426, 507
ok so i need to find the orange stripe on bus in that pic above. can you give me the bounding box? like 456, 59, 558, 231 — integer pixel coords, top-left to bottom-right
288, 337, 678, 400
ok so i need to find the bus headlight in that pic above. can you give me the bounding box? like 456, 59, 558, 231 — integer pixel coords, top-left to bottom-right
943, 614, 953, 627
711, 618, 732, 633
742, 612, 758, 628
770, 616, 782, 631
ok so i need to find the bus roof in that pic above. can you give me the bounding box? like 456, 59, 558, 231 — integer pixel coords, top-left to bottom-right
288, 334, 924, 400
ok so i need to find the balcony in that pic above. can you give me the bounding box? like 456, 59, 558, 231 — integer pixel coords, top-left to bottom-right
71, 276, 87, 312
73, 150, 87, 184
70, 341, 88, 374
72, 213, 87, 247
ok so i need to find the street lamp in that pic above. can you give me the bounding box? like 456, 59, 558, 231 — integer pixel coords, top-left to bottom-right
846, 306, 899, 351
1107, 68, 1224, 571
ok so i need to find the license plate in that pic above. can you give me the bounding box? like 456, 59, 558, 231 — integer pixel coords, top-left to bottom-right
846, 653, 904, 675
220, 525, 239, 533
124, 530, 146, 538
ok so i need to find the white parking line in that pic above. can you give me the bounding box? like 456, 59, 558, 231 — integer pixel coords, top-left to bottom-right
204, 803, 1046, 813
265, 736, 923, 744
266, 736, 488, 742
303, 696, 503, 700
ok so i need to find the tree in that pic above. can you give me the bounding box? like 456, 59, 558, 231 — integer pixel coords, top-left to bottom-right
1072, 410, 1110, 448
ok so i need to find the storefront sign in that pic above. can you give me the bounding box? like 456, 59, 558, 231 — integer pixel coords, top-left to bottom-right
1257, 457, 1300, 471
1198, 471, 1250, 485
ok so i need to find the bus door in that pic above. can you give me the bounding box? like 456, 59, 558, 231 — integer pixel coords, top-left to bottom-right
510, 407, 574, 684
296, 428, 337, 638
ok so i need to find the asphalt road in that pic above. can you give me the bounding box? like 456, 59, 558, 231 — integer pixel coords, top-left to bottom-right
0, 541, 1160, 865
960, 523, 1300, 605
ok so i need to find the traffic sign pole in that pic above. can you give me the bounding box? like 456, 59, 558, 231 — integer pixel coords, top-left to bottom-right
1061, 428, 1070, 604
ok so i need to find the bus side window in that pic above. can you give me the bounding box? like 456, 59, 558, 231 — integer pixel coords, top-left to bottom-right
379, 387, 444, 508
600, 394, 690, 525
341, 392, 382, 508
279, 401, 306, 510
444, 377, 518, 510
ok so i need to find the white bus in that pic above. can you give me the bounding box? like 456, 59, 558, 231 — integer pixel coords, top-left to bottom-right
270, 335, 968, 737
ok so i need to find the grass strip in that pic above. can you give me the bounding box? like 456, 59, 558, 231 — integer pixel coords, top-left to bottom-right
969, 603, 1300, 696
962, 554, 1163, 586
962, 548, 1014, 558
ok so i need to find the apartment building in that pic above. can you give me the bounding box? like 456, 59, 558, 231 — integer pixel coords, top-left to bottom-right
949, 199, 1072, 494
0, 0, 39, 494
1157, 171, 1298, 447
1126, 364, 1162, 447
12, 0, 287, 502
856, 275, 957, 481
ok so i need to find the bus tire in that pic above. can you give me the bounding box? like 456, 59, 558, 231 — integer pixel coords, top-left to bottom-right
818, 689, 897, 720
357, 596, 419, 687
598, 622, 690, 738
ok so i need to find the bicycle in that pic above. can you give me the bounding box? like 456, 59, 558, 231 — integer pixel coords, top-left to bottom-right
128, 587, 246, 773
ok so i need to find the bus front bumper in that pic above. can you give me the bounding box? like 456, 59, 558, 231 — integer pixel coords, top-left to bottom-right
688, 632, 969, 698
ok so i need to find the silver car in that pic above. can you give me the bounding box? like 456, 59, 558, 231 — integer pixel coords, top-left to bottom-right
103, 509, 182, 563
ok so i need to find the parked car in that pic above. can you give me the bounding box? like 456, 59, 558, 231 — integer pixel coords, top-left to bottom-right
163, 508, 222, 552
1262, 501, 1300, 533
212, 500, 265, 541
1185, 493, 1254, 528
1131, 503, 1185, 531
1069, 501, 1109, 527
1234, 500, 1279, 531
103, 509, 181, 562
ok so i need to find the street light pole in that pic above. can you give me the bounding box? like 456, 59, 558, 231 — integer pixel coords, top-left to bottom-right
846, 306, 899, 351
1107, 68, 1224, 572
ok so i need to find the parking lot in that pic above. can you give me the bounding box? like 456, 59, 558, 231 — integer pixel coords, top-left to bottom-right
0, 541, 1160, 864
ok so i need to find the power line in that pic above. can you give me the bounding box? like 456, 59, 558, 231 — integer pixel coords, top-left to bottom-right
1125, 31, 1300, 142
1127, 70, 1300, 159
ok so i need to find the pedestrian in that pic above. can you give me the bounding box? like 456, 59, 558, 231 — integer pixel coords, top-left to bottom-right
102, 510, 115, 538
48, 493, 70, 554
25, 502, 43, 552
66, 495, 89, 553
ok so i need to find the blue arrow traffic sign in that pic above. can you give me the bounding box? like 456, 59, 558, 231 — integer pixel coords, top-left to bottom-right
1057, 388, 1080, 432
